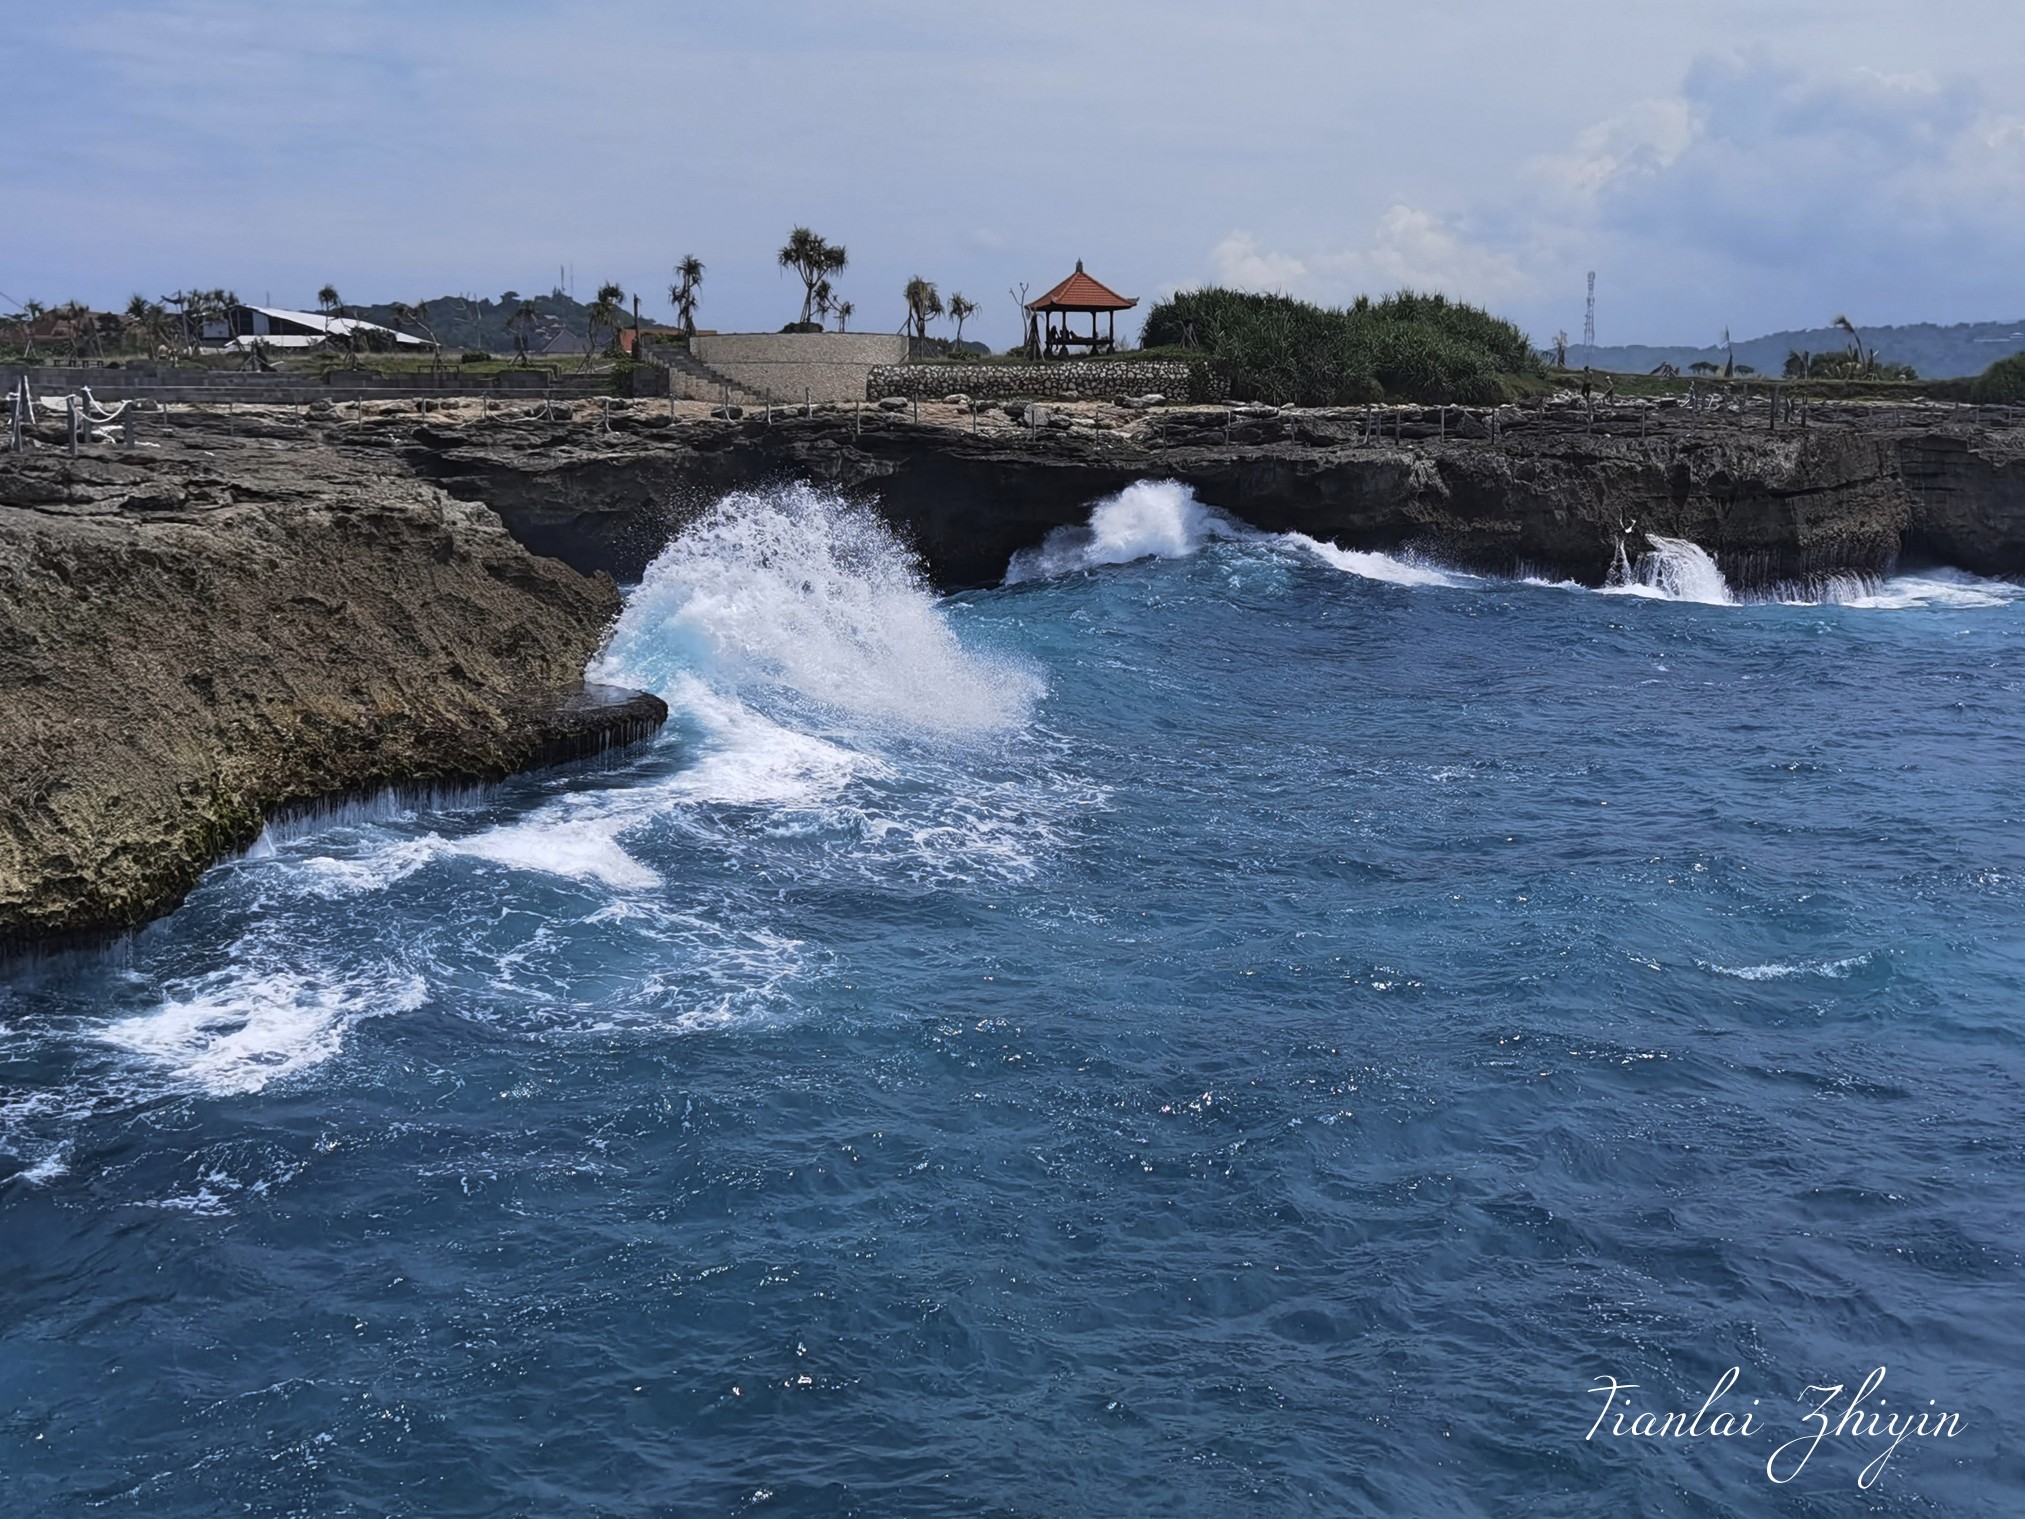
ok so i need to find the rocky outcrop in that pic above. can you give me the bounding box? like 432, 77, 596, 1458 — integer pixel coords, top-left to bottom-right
0, 436, 663, 948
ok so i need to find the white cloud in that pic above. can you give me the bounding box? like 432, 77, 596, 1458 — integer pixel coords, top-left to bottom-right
1208, 232, 1310, 292
1532, 97, 1697, 201
1208, 208, 1527, 306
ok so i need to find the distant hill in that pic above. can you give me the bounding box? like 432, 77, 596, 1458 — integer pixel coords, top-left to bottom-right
1566, 320, 2025, 380
347, 290, 666, 354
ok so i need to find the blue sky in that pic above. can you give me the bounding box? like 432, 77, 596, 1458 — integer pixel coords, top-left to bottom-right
7, 1, 2024, 349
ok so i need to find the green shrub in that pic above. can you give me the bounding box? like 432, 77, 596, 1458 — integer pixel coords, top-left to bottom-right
1140, 286, 1538, 405
459, 350, 495, 364
1969, 352, 2025, 403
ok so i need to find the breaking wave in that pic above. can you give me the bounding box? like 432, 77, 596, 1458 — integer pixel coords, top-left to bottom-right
1004, 480, 1239, 582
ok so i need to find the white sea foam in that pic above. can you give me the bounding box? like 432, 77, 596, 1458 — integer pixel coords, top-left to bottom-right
601, 482, 1039, 734
1004, 480, 1237, 582
1835, 570, 2021, 611
7, 1145, 70, 1187
1605, 534, 1737, 605
100, 966, 427, 1096
1700, 953, 1873, 982
450, 820, 660, 889
1285, 533, 1472, 588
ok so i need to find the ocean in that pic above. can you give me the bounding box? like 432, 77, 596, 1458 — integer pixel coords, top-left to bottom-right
3, 480, 2021, 1514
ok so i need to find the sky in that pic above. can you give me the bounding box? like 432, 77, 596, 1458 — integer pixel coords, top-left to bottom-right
6, 1, 2024, 350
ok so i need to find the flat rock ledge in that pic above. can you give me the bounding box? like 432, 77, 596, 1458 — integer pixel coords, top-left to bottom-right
0, 446, 664, 953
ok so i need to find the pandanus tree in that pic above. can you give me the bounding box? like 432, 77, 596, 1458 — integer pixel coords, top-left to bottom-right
508, 299, 540, 367
391, 300, 440, 349
946, 292, 977, 346
199, 288, 238, 346
125, 294, 178, 357
833, 299, 854, 333
778, 226, 847, 326
159, 291, 196, 356
903, 276, 942, 340
668, 256, 704, 336
585, 281, 626, 364
316, 284, 356, 355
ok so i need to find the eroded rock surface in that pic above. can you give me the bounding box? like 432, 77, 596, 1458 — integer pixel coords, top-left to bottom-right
1, 435, 660, 947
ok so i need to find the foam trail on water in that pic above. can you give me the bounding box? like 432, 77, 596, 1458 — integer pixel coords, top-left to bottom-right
1005, 481, 1238, 583
99, 966, 427, 1096
1285, 533, 1472, 588
1833, 569, 2022, 611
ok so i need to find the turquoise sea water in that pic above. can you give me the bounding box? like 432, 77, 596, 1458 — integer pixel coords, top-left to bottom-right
4, 482, 2023, 1514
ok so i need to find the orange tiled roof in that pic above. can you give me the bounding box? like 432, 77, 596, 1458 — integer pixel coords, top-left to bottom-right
1027, 262, 1137, 312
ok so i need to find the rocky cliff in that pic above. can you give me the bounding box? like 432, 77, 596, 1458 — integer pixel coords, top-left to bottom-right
6, 391, 2024, 948
394, 396, 2015, 591
0, 430, 662, 949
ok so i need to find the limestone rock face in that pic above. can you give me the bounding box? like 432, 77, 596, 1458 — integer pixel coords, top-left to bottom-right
0, 440, 660, 947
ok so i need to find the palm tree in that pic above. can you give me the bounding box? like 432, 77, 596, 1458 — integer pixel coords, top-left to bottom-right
52, 300, 87, 360
124, 294, 152, 354
585, 281, 625, 362
778, 226, 848, 326
316, 284, 356, 355
903, 276, 943, 341
668, 256, 704, 335
946, 292, 978, 347
834, 299, 854, 333
159, 291, 194, 356
508, 299, 539, 367
391, 300, 439, 349
142, 301, 174, 358
1833, 314, 1870, 375
199, 288, 238, 348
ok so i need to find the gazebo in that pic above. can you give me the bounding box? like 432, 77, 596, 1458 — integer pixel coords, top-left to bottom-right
1025, 260, 1137, 359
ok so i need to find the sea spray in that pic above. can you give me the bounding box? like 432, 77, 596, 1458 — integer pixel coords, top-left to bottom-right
1007, 480, 1467, 589
1004, 480, 1238, 583
1607, 534, 1737, 605
602, 482, 1038, 734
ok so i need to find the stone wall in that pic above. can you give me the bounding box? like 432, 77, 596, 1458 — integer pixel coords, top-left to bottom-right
865, 361, 1194, 402
686, 332, 910, 405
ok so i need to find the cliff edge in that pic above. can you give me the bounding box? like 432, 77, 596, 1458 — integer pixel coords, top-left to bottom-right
0, 439, 663, 948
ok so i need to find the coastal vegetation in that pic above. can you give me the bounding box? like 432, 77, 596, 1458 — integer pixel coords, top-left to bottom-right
1970, 352, 2025, 403
778, 226, 848, 330
1139, 287, 1543, 405
668, 256, 704, 335
903, 277, 943, 340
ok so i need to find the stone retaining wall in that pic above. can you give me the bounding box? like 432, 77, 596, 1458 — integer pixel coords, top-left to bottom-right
686, 332, 909, 405
866, 360, 1194, 402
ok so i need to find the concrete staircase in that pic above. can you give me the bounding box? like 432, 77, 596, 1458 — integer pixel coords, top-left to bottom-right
648, 344, 769, 407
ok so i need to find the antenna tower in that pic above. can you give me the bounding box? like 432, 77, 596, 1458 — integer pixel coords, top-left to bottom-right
1583, 271, 1596, 349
